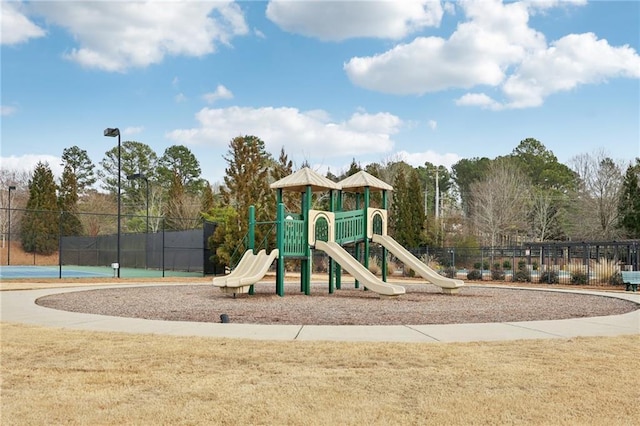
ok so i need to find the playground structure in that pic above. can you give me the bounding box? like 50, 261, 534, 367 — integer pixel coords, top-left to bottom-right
213, 168, 464, 296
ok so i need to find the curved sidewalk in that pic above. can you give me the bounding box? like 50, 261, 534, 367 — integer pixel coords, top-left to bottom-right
1, 284, 639, 343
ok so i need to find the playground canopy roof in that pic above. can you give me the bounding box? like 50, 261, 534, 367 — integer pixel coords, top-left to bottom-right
339, 170, 393, 192
271, 167, 395, 193
270, 167, 341, 192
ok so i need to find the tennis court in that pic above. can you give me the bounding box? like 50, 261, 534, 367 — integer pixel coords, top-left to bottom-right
0, 265, 203, 279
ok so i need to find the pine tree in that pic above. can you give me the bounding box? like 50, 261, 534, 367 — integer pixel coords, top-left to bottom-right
58, 164, 83, 236
216, 135, 274, 264
201, 182, 215, 213
270, 147, 297, 212
617, 158, 640, 238
21, 162, 59, 254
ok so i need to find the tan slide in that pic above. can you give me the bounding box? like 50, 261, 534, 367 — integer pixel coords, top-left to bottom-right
213, 249, 279, 294
372, 234, 464, 294
315, 240, 405, 296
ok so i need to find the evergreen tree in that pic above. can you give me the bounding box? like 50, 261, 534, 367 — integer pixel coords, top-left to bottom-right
58, 164, 83, 236
164, 171, 199, 230
21, 162, 59, 254
617, 158, 640, 238
201, 181, 215, 213
61, 146, 96, 195
391, 168, 412, 246
158, 145, 204, 194
406, 168, 426, 247
270, 147, 297, 213
216, 135, 274, 264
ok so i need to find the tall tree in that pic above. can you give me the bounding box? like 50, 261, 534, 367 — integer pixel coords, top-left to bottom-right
61, 146, 96, 195
617, 158, 640, 238
164, 171, 201, 230
270, 147, 297, 213
216, 135, 274, 264
21, 162, 59, 254
98, 141, 158, 207
451, 157, 492, 215
469, 159, 531, 247
201, 182, 215, 213
157, 145, 204, 194
391, 167, 425, 248
58, 164, 83, 236
569, 151, 624, 239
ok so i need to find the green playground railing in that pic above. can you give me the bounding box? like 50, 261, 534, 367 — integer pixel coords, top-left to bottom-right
335, 210, 365, 245
282, 216, 306, 257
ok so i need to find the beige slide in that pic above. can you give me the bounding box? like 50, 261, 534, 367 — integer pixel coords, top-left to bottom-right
213, 249, 279, 294
315, 240, 405, 296
372, 234, 464, 294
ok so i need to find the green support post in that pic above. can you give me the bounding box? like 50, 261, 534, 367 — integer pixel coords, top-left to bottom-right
363, 187, 370, 273
328, 189, 335, 294
248, 205, 256, 294
354, 194, 360, 289
276, 202, 285, 296
335, 190, 342, 290
381, 190, 388, 282
248, 205, 256, 251
302, 186, 312, 295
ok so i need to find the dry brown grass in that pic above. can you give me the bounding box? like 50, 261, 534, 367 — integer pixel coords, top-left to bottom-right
2, 323, 638, 425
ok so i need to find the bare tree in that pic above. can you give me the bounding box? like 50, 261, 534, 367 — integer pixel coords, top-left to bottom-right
569, 150, 625, 239
469, 159, 531, 247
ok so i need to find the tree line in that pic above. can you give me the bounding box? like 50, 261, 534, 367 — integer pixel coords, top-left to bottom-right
1, 136, 639, 263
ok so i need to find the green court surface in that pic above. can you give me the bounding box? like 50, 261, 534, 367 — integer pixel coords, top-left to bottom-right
0, 265, 203, 279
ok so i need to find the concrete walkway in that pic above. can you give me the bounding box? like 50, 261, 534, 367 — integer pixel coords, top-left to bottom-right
1, 284, 639, 343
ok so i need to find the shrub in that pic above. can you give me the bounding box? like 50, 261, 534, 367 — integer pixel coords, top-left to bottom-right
571, 271, 588, 285
609, 271, 623, 286
491, 268, 505, 281
467, 269, 483, 280
513, 269, 531, 282
493, 262, 501, 270
539, 270, 559, 284
502, 260, 511, 269
442, 266, 456, 278
518, 260, 527, 270
368, 256, 381, 276
532, 261, 539, 271
473, 262, 482, 270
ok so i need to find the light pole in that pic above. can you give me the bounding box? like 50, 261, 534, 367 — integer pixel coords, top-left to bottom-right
104, 127, 121, 277
7, 185, 16, 265
126, 173, 149, 234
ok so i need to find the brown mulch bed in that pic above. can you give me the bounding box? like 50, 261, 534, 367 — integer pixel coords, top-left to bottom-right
35, 281, 639, 326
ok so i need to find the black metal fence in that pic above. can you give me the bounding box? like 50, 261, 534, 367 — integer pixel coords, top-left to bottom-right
1, 208, 222, 276
311, 240, 639, 286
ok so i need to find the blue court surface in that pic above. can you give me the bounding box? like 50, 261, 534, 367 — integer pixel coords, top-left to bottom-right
0, 265, 203, 279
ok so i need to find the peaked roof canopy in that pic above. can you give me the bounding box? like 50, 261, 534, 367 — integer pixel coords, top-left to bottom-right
270, 167, 341, 192
338, 170, 393, 193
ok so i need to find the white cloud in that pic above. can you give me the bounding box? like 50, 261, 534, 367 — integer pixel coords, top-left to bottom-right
427, 119, 437, 130
455, 93, 502, 110
166, 106, 402, 159
30, 1, 248, 72
175, 93, 187, 103
0, 0, 46, 45
1, 105, 17, 116
500, 32, 640, 109
203, 85, 234, 104
396, 150, 461, 169
123, 126, 144, 136
266, 0, 443, 41
345, 0, 639, 109
0, 154, 63, 178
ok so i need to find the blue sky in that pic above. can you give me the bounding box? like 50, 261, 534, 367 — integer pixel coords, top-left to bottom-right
1, 0, 639, 186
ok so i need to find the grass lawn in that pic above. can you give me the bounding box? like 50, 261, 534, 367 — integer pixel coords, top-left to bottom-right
1, 323, 638, 425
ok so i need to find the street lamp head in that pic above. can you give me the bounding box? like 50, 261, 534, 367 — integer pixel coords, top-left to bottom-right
104, 127, 120, 137
8, 185, 16, 191
127, 172, 147, 180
